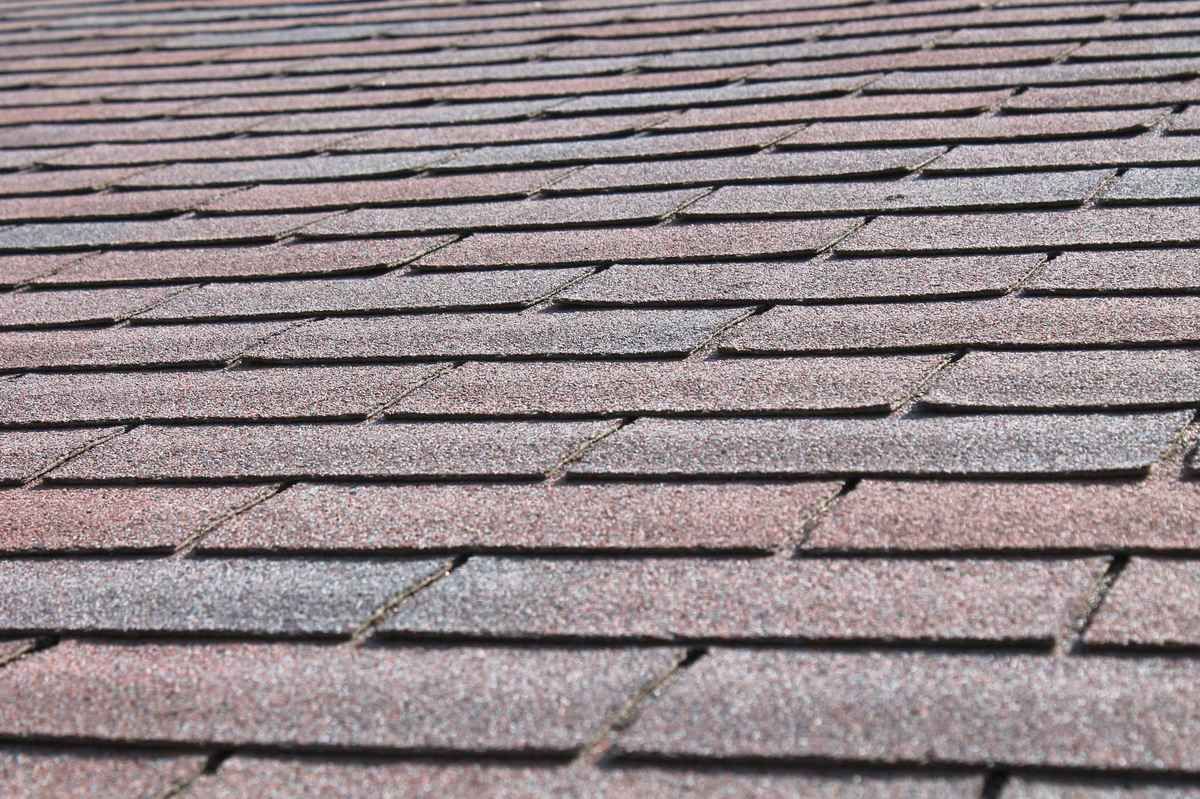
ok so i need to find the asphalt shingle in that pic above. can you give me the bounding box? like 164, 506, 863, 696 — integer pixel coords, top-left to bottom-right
0, 557, 444, 636
571, 412, 1190, 478
1085, 559, 1200, 648
923, 350, 1200, 411
188, 759, 983, 799
247, 308, 749, 364
387, 556, 1102, 643
810, 480, 1200, 552
206, 481, 843, 552
0, 486, 260, 552
0, 641, 679, 751
0, 749, 203, 799
617, 650, 1200, 769
48, 420, 608, 483
392, 356, 941, 417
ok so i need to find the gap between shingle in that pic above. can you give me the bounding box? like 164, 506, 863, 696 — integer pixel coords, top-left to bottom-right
174, 481, 292, 557
348, 555, 468, 646
1060, 554, 1128, 655
576, 646, 707, 767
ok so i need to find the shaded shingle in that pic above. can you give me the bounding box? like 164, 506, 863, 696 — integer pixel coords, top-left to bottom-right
0, 749, 203, 799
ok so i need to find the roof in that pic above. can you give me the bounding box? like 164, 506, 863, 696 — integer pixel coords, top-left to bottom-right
1, 0, 1199, 795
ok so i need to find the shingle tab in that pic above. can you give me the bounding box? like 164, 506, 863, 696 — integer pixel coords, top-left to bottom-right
0, 641, 678, 751
549, 148, 943, 193
924, 350, 1200, 411
682, 171, 1105, 219
0, 486, 259, 552
617, 650, 1200, 769
809, 480, 1200, 552
0, 320, 288, 370
189, 758, 983, 799
1086, 559, 1200, 648
49, 420, 606, 483
0, 749, 204, 799
42, 238, 453, 286
141, 268, 588, 322
656, 90, 1011, 131
0, 557, 443, 636
298, 190, 703, 237
0, 214, 327, 252
392, 356, 941, 417
0, 284, 175, 328
207, 482, 842, 552
204, 170, 566, 214
387, 556, 1102, 642
0, 428, 120, 484
121, 150, 452, 188
784, 109, 1157, 148
924, 136, 1200, 175
559, 255, 1038, 306
839, 208, 1200, 255
248, 308, 749, 363
1101, 166, 1200, 204
414, 220, 862, 269
0, 365, 439, 425
571, 412, 1190, 478
722, 297, 1200, 354
1028, 250, 1200, 295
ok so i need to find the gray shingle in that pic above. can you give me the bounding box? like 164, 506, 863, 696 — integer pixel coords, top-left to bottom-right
0, 557, 444, 636
387, 556, 1103, 642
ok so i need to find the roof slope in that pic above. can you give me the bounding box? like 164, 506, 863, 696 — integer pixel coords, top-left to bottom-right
1, 0, 1199, 795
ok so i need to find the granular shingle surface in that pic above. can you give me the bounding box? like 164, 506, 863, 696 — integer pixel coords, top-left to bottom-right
387, 556, 1103, 643
7, 0, 1200, 791
0, 641, 679, 751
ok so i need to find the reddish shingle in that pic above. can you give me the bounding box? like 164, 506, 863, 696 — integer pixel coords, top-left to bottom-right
0, 428, 121, 485
0, 486, 259, 552
571, 412, 1190, 479
207, 482, 842, 552
810, 480, 1200, 552
721, 297, 1200, 354
559, 255, 1038, 306
414, 220, 862, 269
392, 356, 942, 417
0, 641, 678, 751
1028, 249, 1200, 295
42, 238, 452, 286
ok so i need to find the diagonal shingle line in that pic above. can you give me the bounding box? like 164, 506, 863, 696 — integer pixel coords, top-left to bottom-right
575, 646, 706, 766
1058, 553, 1128, 655
347, 554, 467, 646
173, 482, 290, 557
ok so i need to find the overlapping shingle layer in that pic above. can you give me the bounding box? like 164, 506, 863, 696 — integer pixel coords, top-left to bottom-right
1, 0, 1199, 795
